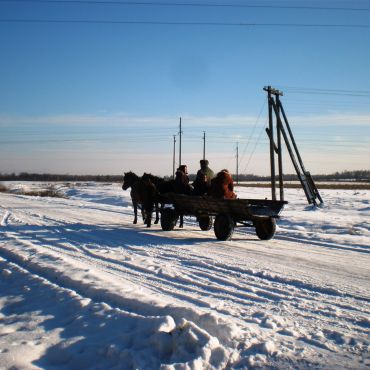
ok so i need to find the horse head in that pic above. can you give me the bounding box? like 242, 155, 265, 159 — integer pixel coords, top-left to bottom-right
142, 172, 164, 187
122, 171, 139, 190
141, 172, 153, 183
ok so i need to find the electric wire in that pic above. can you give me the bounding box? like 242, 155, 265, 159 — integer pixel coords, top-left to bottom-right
284, 91, 370, 97
281, 86, 370, 94
279, 87, 370, 97
1, 0, 369, 12
242, 116, 268, 174
0, 18, 369, 28
238, 97, 266, 168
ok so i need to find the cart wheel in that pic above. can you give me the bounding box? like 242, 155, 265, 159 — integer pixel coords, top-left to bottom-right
160, 208, 178, 231
255, 218, 276, 240
198, 215, 213, 231
214, 214, 234, 241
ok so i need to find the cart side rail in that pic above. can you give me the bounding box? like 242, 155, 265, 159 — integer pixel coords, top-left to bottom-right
158, 193, 287, 219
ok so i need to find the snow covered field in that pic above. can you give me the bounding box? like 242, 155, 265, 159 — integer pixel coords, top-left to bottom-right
0, 182, 369, 369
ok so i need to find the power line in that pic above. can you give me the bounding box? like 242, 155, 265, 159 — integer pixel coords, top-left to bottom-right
286, 92, 370, 97
1, 18, 370, 28
291, 93, 370, 97
1, 0, 369, 12
242, 117, 268, 173
283, 87, 370, 94
239, 98, 266, 166
280, 86, 370, 97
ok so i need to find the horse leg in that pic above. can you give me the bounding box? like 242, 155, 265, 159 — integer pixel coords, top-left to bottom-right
179, 214, 184, 228
154, 201, 159, 224
145, 203, 153, 228
133, 201, 138, 224
146, 214, 152, 227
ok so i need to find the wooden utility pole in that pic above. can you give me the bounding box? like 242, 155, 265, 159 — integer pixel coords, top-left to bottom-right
263, 85, 322, 205
203, 131, 206, 160
179, 117, 182, 166
236, 142, 239, 185
276, 94, 284, 201
173, 135, 176, 179
266, 86, 276, 200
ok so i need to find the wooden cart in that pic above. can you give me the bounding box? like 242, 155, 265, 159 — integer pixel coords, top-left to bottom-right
159, 193, 287, 241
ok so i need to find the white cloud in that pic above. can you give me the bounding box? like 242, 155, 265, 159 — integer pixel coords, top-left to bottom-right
1, 111, 369, 175
1, 112, 369, 128
290, 113, 370, 126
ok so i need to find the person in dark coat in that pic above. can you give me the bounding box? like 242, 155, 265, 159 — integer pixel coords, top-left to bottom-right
173, 164, 191, 228
174, 165, 192, 195
196, 159, 214, 184
209, 169, 237, 199
192, 172, 210, 196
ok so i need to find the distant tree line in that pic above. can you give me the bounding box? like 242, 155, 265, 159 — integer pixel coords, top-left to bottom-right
0, 172, 123, 182
0, 170, 369, 182
312, 170, 370, 182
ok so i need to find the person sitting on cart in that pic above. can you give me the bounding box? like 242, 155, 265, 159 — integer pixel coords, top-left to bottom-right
192, 172, 210, 196
209, 169, 237, 199
174, 165, 191, 228
197, 159, 214, 185
174, 165, 192, 195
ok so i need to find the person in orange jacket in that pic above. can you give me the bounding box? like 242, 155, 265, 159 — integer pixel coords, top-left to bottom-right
209, 169, 237, 199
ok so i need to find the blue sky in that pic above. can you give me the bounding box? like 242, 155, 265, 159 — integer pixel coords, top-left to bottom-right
0, 0, 369, 176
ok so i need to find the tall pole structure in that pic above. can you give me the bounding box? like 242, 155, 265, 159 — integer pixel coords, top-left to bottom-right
236, 142, 239, 185
263, 85, 322, 205
179, 117, 182, 166
267, 86, 276, 200
172, 135, 176, 179
203, 131, 206, 160
276, 94, 284, 201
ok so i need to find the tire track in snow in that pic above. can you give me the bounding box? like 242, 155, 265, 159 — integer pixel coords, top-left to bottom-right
2, 217, 368, 350
2, 229, 368, 359
1, 228, 271, 316
3, 201, 368, 309
3, 204, 368, 309
1, 215, 307, 312
0, 235, 241, 349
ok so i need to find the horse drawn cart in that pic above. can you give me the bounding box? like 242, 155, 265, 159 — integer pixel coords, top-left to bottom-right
158, 193, 287, 241
123, 87, 322, 239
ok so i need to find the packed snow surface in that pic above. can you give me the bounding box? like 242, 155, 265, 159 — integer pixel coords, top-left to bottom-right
0, 182, 369, 369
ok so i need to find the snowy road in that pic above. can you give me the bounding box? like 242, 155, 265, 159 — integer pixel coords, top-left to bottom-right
0, 183, 369, 369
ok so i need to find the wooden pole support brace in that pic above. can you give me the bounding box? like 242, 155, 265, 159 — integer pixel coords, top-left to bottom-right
265, 128, 279, 153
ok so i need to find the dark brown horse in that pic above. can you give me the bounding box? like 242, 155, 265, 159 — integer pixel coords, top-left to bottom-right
141, 173, 184, 226
122, 171, 159, 227
145, 172, 188, 228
